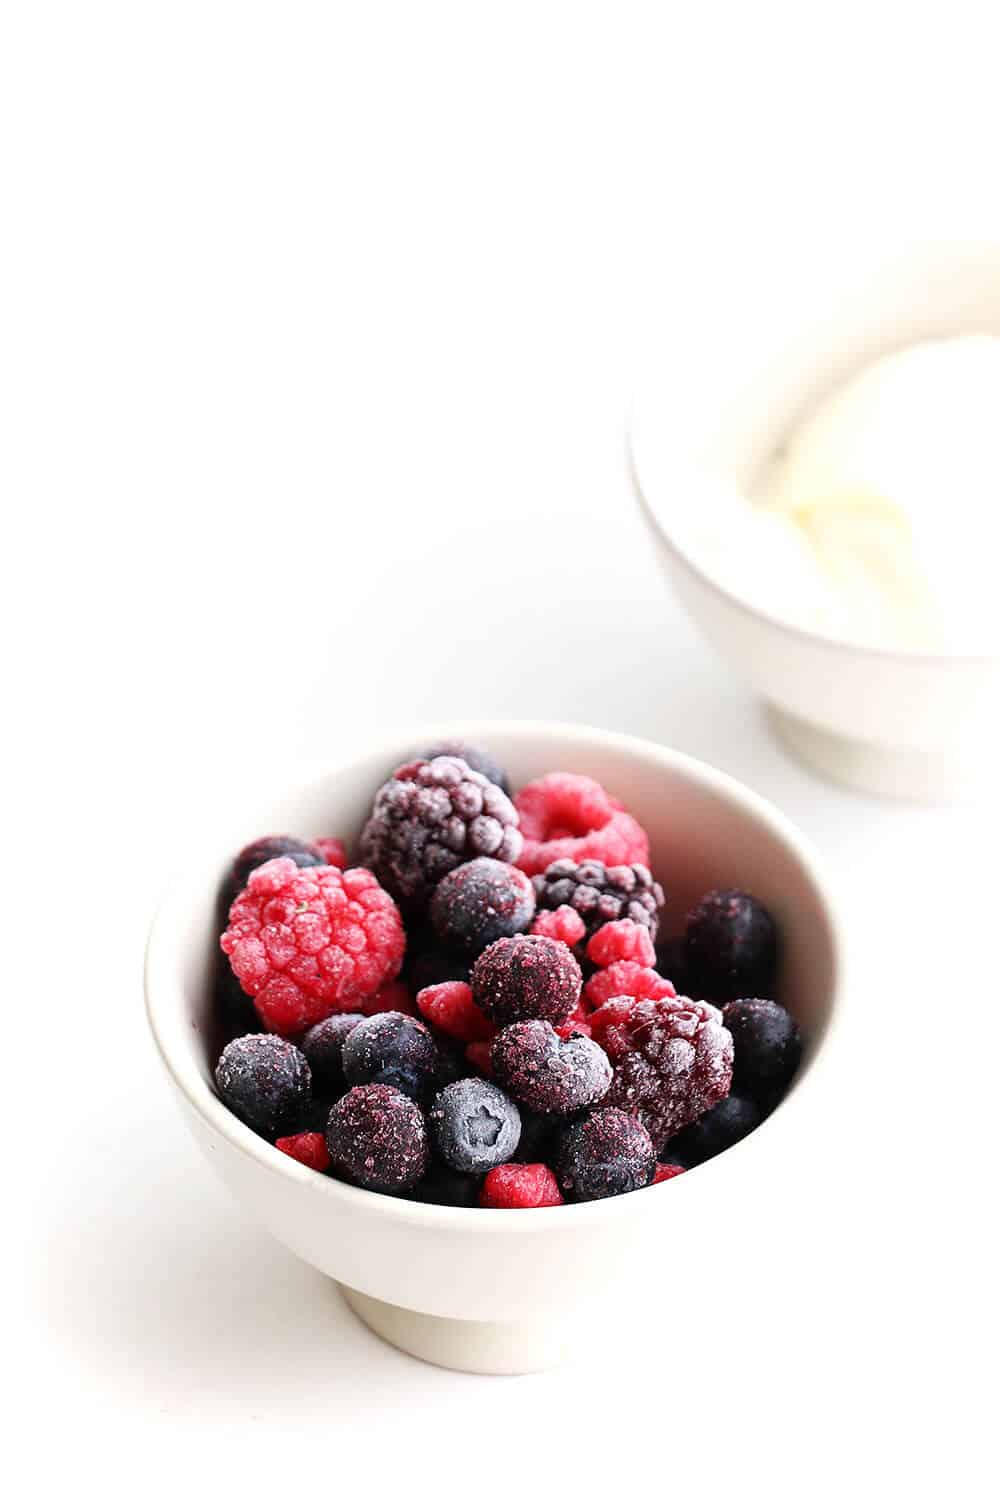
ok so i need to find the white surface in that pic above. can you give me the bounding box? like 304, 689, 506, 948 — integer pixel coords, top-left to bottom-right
3, 2, 996, 1494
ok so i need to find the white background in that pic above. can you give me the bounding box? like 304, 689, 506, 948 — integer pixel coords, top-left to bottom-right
4, 3, 996, 1495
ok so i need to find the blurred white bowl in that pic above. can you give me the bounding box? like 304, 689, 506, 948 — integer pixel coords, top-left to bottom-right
630, 242, 1000, 802
145, 721, 842, 1374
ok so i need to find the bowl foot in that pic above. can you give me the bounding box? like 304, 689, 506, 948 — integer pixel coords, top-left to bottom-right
766, 704, 975, 803
338, 1284, 570, 1375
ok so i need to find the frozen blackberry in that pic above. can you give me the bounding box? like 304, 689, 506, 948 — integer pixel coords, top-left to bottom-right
411, 1162, 483, 1207
215, 1034, 311, 1138
429, 857, 536, 956
532, 859, 664, 942
669, 1093, 762, 1166
301, 1013, 364, 1092
723, 998, 802, 1099
360, 756, 522, 909
491, 1020, 612, 1115
341, 1012, 440, 1101
417, 740, 511, 795
685, 889, 778, 1002
472, 935, 582, 1027
428, 1078, 521, 1173
220, 835, 326, 919
553, 1107, 656, 1203
326, 1084, 429, 1193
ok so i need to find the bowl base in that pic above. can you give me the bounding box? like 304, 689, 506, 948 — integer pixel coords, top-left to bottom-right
338, 1284, 570, 1375
766, 704, 974, 803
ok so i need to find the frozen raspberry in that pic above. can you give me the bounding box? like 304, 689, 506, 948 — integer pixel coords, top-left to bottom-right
429, 857, 535, 956
361, 980, 416, 1016
686, 889, 778, 1002
341, 1012, 440, 1101
417, 740, 511, 794
555, 1000, 592, 1040
416, 980, 496, 1043
531, 857, 664, 941
491, 1020, 612, 1114
723, 998, 801, 1099
215, 1033, 311, 1137
586, 919, 656, 969
554, 1107, 655, 1202
360, 756, 522, 909
221, 835, 326, 917
326, 1083, 429, 1193
479, 1163, 564, 1208
590, 995, 734, 1152
314, 837, 348, 869
514, 776, 650, 878
653, 1162, 685, 1183
275, 1131, 331, 1172
220, 856, 405, 1037
529, 906, 587, 948
472, 935, 582, 1027
583, 961, 676, 1011
464, 1041, 494, 1075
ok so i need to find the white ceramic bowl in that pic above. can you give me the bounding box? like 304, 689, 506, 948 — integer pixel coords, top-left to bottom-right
145, 721, 843, 1374
630, 243, 1000, 802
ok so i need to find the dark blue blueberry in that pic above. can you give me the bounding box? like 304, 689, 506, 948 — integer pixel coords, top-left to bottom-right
723, 998, 802, 1099
685, 889, 778, 1002
430, 857, 536, 957
302, 1013, 365, 1092
341, 1011, 440, 1101
326, 1084, 429, 1194
554, 1106, 655, 1202
428, 1078, 521, 1173
215, 1034, 311, 1138
668, 1093, 762, 1166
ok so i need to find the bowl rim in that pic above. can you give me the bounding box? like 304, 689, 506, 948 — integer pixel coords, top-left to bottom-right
628, 400, 999, 670
144, 718, 846, 1233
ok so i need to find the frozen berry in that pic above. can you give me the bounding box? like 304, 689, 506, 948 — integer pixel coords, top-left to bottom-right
220, 856, 405, 1037
411, 1162, 483, 1207
416, 980, 496, 1043
532, 857, 664, 940
417, 740, 510, 794
530, 906, 587, 948
428, 1078, 521, 1173
314, 837, 348, 869
479, 1163, 564, 1208
215, 1033, 311, 1137
326, 1083, 429, 1193
472, 935, 582, 1027
301, 1012, 364, 1091
723, 998, 802, 1098
341, 1011, 440, 1101
429, 857, 535, 956
491, 1020, 612, 1114
586, 919, 656, 969
361, 980, 417, 1016
555, 1000, 592, 1040
590, 995, 734, 1152
275, 1131, 331, 1172
686, 889, 778, 1002
515, 777, 651, 878
653, 1162, 685, 1183
553, 1107, 655, 1202
221, 835, 326, 917
669, 1093, 762, 1166
360, 756, 522, 909
583, 960, 676, 1011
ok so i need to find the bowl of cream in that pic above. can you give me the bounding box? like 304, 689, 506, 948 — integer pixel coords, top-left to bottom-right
630, 241, 1000, 802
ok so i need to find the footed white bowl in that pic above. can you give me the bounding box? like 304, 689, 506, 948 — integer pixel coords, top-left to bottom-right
145, 721, 843, 1373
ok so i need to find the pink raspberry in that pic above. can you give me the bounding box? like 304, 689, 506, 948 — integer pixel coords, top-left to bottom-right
583, 960, 676, 1011
275, 1132, 331, 1172
586, 919, 656, 969
530, 905, 587, 948
653, 1162, 685, 1183
479, 1163, 564, 1209
514, 773, 650, 877
589, 995, 734, 1152
416, 981, 496, 1043
220, 856, 405, 1037
314, 837, 348, 869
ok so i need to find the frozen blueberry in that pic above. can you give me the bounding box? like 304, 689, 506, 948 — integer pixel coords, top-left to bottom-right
417, 740, 511, 794
341, 1012, 440, 1101
429, 857, 536, 956
428, 1078, 521, 1173
472, 935, 582, 1027
410, 1162, 483, 1207
685, 889, 778, 1002
301, 1013, 365, 1092
491, 1020, 612, 1115
723, 998, 802, 1099
553, 1106, 655, 1203
215, 1034, 311, 1138
668, 1093, 762, 1166
326, 1084, 429, 1193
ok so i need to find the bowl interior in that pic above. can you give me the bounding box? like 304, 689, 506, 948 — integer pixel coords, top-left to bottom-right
154, 724, 840, 1132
